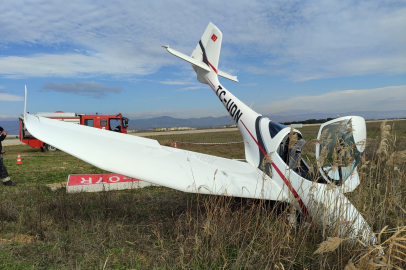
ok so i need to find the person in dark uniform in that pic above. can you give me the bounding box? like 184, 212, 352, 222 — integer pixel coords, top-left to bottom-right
0, 126, 16, 186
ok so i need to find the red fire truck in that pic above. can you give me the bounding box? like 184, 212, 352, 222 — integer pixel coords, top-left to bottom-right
19, 111, 129, 151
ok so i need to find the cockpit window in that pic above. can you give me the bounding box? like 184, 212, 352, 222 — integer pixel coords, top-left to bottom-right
318, 119, 362, 184
276, 119, 363, 185
109, 118, 121, 132
269, 121, 287, 138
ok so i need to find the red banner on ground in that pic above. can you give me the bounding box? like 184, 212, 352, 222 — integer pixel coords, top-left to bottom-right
68, 174, 140, 186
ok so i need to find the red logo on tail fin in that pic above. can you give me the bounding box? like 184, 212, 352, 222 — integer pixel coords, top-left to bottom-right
211, 34, 217, 42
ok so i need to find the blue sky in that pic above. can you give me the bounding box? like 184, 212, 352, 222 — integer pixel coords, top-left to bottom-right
1, 0, 405, 120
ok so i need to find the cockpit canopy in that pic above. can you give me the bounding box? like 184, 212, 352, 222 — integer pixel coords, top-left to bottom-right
316, 117, 365, 184
277, 116, 366, 185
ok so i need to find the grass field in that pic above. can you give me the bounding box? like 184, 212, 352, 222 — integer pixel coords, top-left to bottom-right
0, 120, 405, 269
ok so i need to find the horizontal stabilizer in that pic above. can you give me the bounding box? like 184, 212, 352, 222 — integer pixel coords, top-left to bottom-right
218, 69, 238, 82
163, 45, 238, 82
163, 46, 210, 72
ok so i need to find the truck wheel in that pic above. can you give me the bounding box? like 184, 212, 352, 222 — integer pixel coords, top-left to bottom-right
45, 144, 58, 151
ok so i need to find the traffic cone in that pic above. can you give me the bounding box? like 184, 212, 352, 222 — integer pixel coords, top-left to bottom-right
174, 141, 177, 148
16, 153, 22, 164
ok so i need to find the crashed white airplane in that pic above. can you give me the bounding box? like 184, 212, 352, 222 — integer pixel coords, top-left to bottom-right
23, 22, 376, 244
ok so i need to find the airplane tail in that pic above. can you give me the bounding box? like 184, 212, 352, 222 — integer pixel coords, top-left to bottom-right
165, 22, 259, 167
163, 22, 238, 83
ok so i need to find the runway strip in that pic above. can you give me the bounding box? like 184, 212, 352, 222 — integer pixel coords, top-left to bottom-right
4, 118, 405, 147
2, 128, 239, 146
2, 139, 23, 146
131, 127, 238, 137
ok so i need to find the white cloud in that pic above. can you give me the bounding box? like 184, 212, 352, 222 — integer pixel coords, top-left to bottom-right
261, 85, 406, 114
0, 52, 170, 79
159, 81, 192, 85
41, 81, 122, 98
243, 83, 258, 86
0, 93, 24, 101
123, 108, 215, 119
159, 80, 203, 91
176, 86, 205, 91
0, 0, 404, 80
0, 114, 19, 119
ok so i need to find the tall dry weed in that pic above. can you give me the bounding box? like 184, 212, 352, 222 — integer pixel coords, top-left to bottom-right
376, 120, 391, 157
159, 139, 173, 146
314, 237, 345, 254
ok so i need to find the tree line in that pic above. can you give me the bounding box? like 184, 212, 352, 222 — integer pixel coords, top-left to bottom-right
282, 118, 335, 125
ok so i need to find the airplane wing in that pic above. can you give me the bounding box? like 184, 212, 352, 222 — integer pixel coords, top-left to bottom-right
23, 88, 284, 199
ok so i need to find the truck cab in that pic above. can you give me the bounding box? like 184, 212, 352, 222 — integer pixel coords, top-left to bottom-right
20, 111, 129, 151
80, 113, 129, 134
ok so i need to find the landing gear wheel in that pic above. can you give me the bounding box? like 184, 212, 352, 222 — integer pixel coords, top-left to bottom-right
45, 144, 58, 151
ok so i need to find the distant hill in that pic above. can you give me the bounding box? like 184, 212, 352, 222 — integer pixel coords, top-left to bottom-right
128, 110, 406, 130
0, 116, 236, 134
0, 120, 20, 135
267, 110, 406, 123
128, 116, 234, 130
1, 110, 405, 134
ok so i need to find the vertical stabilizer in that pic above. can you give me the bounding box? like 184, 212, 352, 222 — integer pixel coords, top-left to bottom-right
191, 22, 222, 73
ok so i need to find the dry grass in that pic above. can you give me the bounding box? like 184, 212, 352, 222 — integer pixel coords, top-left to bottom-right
0, 121, 405, 269
314, 237, 345, 254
